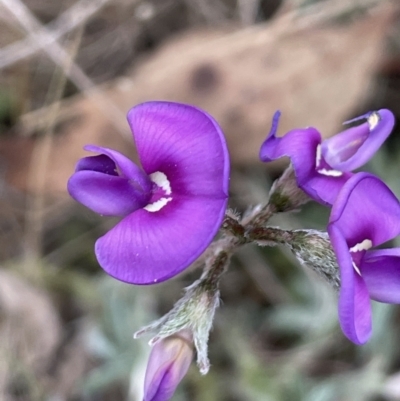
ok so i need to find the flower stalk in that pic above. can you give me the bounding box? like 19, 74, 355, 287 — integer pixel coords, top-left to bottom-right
135, 250, 230, 375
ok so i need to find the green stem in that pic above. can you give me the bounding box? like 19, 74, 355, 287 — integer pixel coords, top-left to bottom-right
246, 226, 294, 244
201, 251, 229, 291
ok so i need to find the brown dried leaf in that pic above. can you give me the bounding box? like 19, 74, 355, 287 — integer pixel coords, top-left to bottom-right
112, 2, 394, 164
7, 2, 396, 193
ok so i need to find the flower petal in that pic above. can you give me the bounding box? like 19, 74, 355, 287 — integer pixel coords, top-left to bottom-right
322, 109, 395, 171
361, 249, 400, 303
75, 154, 118, 175
84, 145, 153, 193
95, 194, 228, 284
259, 111, 321, 184
127, 102, 229, 199
144, 334, 193, 401
259, 111, 351, 205
67, 170, 151, 216
328, 224, 372, 344
299, 172, 351, 206
329, 173, 400, 247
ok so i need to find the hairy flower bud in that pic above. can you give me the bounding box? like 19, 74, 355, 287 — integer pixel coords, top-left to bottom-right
268, 165, 310, 213
144, 331, 194, 401
289, 229, 340, 290
247, 227, 340, 290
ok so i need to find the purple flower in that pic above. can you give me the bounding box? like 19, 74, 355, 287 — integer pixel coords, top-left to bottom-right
68, 101, 230, 285
328, 172, 400, 344
144, 332, 193, 401
259, 109, 394, 205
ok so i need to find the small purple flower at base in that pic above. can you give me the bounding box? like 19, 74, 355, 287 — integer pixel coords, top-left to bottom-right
259, 109, 394, 205
144, 332, 194, 401
328, 173, 400, 344
67, 101, 230, 284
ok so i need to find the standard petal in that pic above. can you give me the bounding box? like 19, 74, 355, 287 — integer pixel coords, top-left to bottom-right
84, 145, 152, 193
361, 249, 400, 303
328, 224, 372, 344
329, 173, 400, 247
95, 194, 228, 284
127, 102, 229, 199
259, 112, 350, 205
322, 109, 395, 171
67, 171, 151, 216
259, 111, 321, 185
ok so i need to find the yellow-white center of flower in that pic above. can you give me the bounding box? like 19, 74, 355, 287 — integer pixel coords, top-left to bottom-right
150, 171, 172, 195
315, 144, 322, 166
367, 112, 380, 130
352, 262, 361, 276
144, 171, 173, 212
315, 145, 343, 177
349, 239, 372, 253
349, 239, 372, 276
318, 168, 343, 177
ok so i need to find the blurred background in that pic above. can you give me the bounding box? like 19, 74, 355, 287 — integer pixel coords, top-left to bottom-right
1, 0, 400, 400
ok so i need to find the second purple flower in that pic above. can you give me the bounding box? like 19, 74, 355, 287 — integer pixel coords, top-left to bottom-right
328, 173, 400, 344
259, 109, 394, 205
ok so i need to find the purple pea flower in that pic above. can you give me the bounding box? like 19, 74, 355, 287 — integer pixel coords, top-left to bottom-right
68, 101, 230, 285
143, 332, 194, 401
328, 172, 400, 344
259, 109, 394, 205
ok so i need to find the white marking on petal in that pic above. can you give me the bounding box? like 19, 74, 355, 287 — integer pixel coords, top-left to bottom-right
318, 168, 343, 177
352, 261, 362, 276
316, 145, 343, 176
149, 171, 171, 195
367, 112, 380, 131
144, 171, 173, 212
349, 239, 372, 252
144, 197, 172, 212
315, 144, 322, 167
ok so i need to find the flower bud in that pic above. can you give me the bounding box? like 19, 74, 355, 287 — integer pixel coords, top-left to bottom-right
144, 331, 194, 401
269, 165, 310, 213
290, 229, 340, 290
